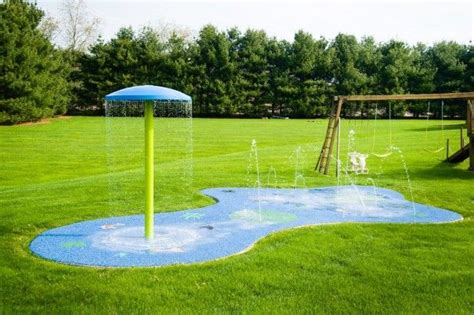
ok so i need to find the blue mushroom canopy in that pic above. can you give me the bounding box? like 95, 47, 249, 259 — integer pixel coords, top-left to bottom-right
105, 85, 191, 102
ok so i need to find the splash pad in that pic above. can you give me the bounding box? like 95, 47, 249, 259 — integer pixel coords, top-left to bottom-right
29, 87, 462, 267
30, 185, 462, 267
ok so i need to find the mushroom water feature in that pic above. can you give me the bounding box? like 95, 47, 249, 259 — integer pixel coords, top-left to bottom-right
104, 85, 192, 240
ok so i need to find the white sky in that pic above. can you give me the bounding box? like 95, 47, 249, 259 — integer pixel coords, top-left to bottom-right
38, 0, 473, 45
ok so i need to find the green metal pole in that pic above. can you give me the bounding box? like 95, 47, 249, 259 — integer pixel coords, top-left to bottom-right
144, 101, 154, 239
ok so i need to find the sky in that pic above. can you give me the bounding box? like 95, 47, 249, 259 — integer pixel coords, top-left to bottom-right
37, 0, 473, 45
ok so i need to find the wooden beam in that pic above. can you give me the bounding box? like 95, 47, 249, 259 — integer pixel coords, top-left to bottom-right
468, 100, 474, 171
337, 92, 474, 102
470, 138, 474, 171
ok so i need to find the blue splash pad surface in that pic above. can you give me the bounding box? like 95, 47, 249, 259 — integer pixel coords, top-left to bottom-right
30, 186, 462, 267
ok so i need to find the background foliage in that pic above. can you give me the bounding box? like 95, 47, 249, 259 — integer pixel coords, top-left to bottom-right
1, 1, 473, 123
77, 26, 473, 119
0, 0, 70, 124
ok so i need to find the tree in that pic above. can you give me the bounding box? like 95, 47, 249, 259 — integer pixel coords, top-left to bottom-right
77, 26, 192, 111
0, 0, 70, 124
59, 0, 101, 52
331, 34, 368, 95
462, 44, 474, 92
429, 42, 470, 118
160, 32, 193, 93
151, 20, 194, 43
378, 40, 416, 117
429, 41, 467, 93
289, 31, 333, 117
406, 44, 436, 118
357, 37, 382, 94
41, 0, 101, 112
192, 25, 235, 116
68, 23, 472, 118
38, 12, 60, 42
330, 34, 368, 117
266, 38, 294, 116
235, 29, 270, 116
76, 37, 110, 108
78, 27, 141, 109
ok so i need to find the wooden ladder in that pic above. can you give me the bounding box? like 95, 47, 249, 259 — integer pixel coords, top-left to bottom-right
315, 97, 344, 174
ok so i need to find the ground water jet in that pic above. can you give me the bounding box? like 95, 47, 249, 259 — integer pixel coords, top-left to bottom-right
291, 146, 306, 188
249, 139, 262, 221
390, 146, 417, 216
266, 166, 278, 187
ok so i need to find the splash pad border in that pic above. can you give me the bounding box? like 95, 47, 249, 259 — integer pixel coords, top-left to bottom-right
29, 186, 462, 268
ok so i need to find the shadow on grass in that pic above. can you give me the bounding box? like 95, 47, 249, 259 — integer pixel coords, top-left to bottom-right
401, 161, 474, 180
408, 123, 466, 132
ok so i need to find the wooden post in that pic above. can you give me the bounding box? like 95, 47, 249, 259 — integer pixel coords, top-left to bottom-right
468, 100, 474, 171
446, 139, 450, 161
342, 92, 474, 102
336, 118, 340, 178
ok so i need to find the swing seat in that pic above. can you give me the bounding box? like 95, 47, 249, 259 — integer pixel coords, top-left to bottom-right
348, 152, 369, 174
423, 147, 444, 153
371, 151, 393, 158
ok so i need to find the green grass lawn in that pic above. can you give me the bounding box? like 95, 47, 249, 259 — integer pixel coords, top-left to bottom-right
0, 117, 473, 313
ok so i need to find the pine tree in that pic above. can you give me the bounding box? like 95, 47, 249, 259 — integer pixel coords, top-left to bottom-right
0, 0, 70, 124
236, 29, 270, 116
290, 31, 333, 117
193, 25, 235, 116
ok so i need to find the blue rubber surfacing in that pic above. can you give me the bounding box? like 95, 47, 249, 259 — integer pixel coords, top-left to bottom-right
30, 186, 462, 267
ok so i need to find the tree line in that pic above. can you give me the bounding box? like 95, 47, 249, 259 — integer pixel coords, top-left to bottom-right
1, 0, 473, 124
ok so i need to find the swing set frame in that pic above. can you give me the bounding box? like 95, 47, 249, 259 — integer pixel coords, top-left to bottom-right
315, 92, 474, 175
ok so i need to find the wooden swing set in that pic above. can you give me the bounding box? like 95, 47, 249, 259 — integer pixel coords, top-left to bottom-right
315, 92, 474, 175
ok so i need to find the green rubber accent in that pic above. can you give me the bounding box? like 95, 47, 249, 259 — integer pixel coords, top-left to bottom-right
230, 209, 298, 224
144, 102, 154, 240
61, 241, 86, 249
